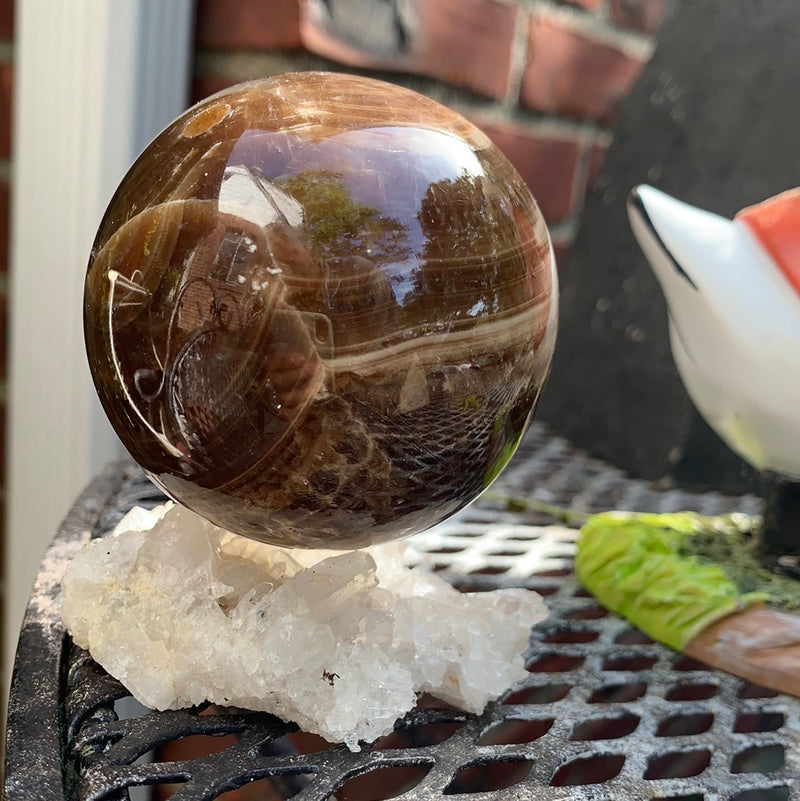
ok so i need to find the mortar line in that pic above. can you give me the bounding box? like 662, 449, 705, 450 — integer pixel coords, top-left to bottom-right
503, 0, 531, 111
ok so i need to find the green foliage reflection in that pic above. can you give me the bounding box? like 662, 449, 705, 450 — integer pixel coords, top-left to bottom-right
277, 170, 410, 267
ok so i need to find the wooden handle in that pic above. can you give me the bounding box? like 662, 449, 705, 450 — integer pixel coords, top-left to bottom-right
685, 606, 800, 696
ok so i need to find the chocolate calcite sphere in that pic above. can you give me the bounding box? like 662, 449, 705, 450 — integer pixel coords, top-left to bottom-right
84, 72, 557, 548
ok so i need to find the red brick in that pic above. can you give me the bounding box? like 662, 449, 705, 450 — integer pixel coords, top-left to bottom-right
300, 0, 517, 99
476, 120, 581, 224
608, 0, 668, 35
191, 73, 241, 105
552, 242, 572, 270
520, 16, 647, 123
0, 61, 11, 159
195, 0, 301, 50
586, 141, 609, 189
561, 0, 603, 10
0, 0, 12, 39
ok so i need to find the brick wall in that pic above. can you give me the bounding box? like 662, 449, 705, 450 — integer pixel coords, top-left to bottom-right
193, 0, 668, 264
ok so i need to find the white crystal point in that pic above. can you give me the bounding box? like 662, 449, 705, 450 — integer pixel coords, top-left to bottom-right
61, 504, 547, 750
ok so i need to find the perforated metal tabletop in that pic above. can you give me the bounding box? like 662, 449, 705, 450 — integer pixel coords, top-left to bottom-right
4, 423, 797, 801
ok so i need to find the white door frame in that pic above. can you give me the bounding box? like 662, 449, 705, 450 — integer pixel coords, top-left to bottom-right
6, 0, 194, 691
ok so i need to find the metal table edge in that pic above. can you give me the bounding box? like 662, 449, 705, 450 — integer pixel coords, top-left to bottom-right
4, 460, 129, 801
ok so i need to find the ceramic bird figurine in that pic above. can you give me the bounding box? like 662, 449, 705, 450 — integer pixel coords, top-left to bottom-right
628, 184, 800, 555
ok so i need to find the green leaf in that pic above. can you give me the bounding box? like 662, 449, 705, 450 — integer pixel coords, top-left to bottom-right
575, 512, 768, 650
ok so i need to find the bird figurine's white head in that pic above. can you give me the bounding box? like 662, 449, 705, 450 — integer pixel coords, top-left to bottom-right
628, 184, 800, 480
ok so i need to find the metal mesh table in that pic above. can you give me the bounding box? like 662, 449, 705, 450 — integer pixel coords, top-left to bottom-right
5, 423, 797, 801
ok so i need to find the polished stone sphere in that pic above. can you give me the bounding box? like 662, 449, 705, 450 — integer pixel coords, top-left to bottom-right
84, 72, 558, 548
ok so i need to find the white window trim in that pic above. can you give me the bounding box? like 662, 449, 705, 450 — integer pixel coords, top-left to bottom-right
5, 0, 194, 690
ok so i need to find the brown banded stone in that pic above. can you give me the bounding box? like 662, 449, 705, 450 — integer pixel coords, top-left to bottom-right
84, 72, 557, 548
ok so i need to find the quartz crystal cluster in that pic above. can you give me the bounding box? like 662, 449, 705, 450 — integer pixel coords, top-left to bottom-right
62, 504, 547, 750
